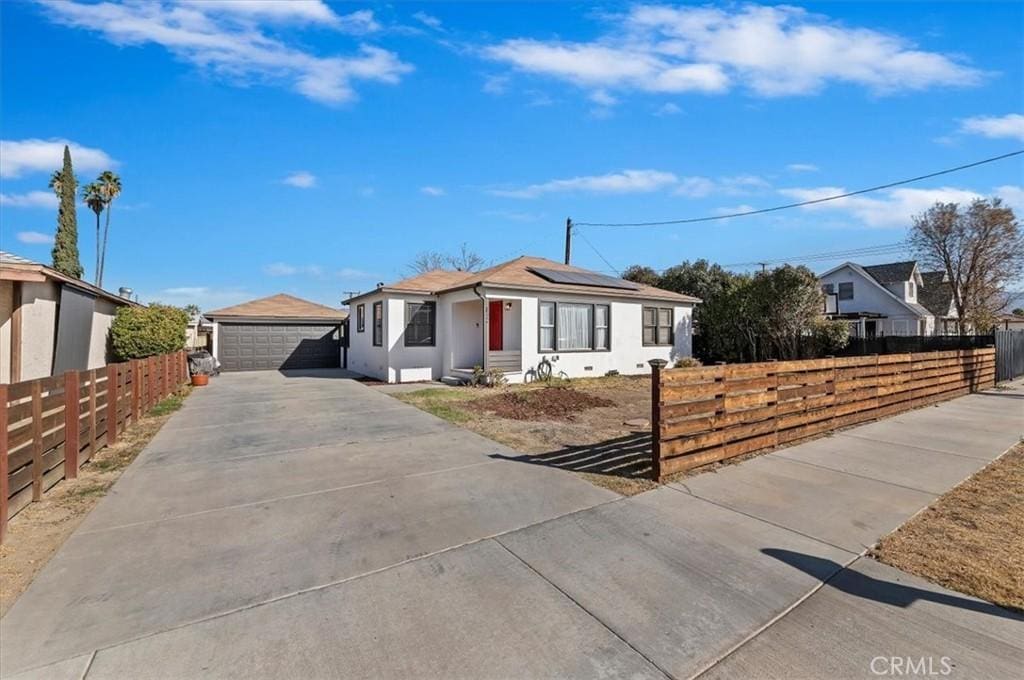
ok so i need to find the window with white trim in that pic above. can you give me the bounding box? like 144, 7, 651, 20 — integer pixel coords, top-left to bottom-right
538, 301, 611, 352
643, 307, 674, 346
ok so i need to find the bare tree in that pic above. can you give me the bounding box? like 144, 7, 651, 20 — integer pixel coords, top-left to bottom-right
909, 198, 1024, 333
408, 243, 486, 273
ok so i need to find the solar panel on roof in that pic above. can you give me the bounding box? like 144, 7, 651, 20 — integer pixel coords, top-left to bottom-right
527, 267, 642, 290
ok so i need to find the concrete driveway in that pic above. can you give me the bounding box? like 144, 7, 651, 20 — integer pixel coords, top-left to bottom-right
2, 372, 1021, 679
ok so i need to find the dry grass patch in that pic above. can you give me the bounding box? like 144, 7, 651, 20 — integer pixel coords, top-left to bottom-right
872, 442, 1024, 614
0, 389, 190, 616
395, 375, 658, 495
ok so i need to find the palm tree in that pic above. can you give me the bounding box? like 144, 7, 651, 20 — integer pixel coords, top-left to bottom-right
82, 182, 105, 284
48, 170, 63, 196
95, 171, 122, 288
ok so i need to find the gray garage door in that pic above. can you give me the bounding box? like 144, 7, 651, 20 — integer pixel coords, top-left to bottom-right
218, 323, 341, 371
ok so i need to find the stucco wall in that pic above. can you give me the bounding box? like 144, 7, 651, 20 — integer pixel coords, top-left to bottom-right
385, 295, 442, 383
89, 298, 118, 369
19, 280, 59, 381
513, 292, 693, 384
0, 281, 13, 384
346, 292, 390, 381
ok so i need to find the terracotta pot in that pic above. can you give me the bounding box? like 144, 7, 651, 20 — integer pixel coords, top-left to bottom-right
191, 374, 209, 386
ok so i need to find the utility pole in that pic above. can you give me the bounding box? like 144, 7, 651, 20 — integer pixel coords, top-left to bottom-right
564, 217, 573, 265
758, 262, 767, 273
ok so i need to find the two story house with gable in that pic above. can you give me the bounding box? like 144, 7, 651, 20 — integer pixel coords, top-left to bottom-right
818, 260, 956, 337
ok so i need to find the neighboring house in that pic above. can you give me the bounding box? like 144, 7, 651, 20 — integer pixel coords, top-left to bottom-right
995, 313, 1024, 331
918, 270, 961, 334
205, 294, 347, 372
0, 251, 139, 384
343, 256, 699, 384
819, 260, 937, 337
186, 314, 214, 352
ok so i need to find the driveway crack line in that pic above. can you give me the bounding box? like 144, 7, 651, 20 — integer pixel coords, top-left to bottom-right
763, 454, 943, 496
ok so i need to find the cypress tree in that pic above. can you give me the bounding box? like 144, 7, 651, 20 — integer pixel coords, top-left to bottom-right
50, 145, 84, 278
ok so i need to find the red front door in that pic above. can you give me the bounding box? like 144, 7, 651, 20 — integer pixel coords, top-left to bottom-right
489, 300, 503, 351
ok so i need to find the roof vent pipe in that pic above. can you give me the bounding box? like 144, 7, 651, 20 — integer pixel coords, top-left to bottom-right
118, 287, 133, 299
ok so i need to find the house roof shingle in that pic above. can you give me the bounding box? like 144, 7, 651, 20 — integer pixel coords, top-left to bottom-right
348, 256, 700, 304
861, 261, 918, 285
205, 293, 347, 320
918, 271, 955, 317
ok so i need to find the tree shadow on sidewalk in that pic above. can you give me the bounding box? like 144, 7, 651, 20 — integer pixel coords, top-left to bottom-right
763, 548, 1024, 620
489, 431, 653, 479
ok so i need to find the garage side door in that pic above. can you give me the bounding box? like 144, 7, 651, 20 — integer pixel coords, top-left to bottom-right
219, 323, 341, 371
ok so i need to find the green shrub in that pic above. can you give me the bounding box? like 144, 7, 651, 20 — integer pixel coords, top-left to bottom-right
674, 357, 703, 368
111, 304, 189, 360
809, 318, 850, 355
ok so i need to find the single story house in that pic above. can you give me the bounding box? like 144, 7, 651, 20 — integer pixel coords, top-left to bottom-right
205, 294, 347, 372
819, 260, 942, 337
1, 250, 139, 383
186, 314, 214, 352
995, 313, 1024, 331
343, 256, 700, 384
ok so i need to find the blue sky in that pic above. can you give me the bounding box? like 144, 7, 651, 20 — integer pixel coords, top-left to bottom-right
1, 1, 1022, 310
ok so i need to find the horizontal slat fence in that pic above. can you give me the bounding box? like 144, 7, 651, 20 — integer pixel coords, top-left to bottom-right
650, 348, 996, 481
1, 350, 188, 542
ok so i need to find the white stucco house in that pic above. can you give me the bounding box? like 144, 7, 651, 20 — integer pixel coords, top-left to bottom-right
1, 251, 139, 383
343, 256, 700, 384
819, 260, 959, 337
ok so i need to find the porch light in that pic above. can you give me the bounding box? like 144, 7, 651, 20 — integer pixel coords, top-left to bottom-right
505, 301, 513, 311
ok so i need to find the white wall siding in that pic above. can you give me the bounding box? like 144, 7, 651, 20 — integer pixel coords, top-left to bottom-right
347, 293, 389, 381
89, 298, 118, 369
385, 295, 442, 383
821, 265, 933, 336
0, 280, 12, 384
19, 281, 59, 380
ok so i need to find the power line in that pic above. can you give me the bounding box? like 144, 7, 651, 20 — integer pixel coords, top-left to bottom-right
721, 241, 911, 268
573, 227, 621, 274
574, 150, 1024, 228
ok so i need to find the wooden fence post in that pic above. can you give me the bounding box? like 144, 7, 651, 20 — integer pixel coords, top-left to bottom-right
107, 364, 118, 445
648, 359, 667, 483
88, 370, 98, 459
64, 371, 80, 478
147, 356, 155, 409
132, 360, 141, 423
1, 384, 9, 543
31, 381, 43, 501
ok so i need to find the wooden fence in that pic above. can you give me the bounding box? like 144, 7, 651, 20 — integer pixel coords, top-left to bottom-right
1, 350, 188, 542
650, 347, 996, 482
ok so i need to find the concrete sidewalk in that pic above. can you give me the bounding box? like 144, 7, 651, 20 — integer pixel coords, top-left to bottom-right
2, 375, 1021, 679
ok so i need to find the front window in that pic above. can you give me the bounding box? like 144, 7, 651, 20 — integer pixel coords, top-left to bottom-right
643, 307, 674, 346
356, 304, 365, 332
539, 302, 555, 351
538, 301, 610, 352
404, 301, 436, 346
838, 282, 854, 300
372, 301, 383, 346
557, 303, 593, 350
821, 283, 835, 295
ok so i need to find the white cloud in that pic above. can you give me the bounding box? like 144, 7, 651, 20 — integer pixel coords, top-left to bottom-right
959, 114, 1024, 142
778, 185, 1024, 228
482, 74, 510, 95
420, 186, 446, 196
359, 186, 376, 197
412, 11, 442, 30
263, 262, 323, 277
163, 286, 210, 296
16, 230, 54, 244
262, 263, 374, 280
484, 4, 982, 102
490, 169, 679, 198
0, 138, 116, 178
181, 1, 346, 27
283, 171, 317, 188
589, 89, 618, 107
40, 1, 410, 105
995, 185, 1024, 213
0, 191, 58, 208
147, 285, 252, 309
654, 102, 682, 116
787, 163, 819, 172
673, 174, 770, 197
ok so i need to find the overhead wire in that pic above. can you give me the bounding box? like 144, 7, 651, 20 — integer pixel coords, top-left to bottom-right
573, 150, 1024, 228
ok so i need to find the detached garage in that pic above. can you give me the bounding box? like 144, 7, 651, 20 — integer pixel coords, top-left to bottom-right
205, 294, 348, 372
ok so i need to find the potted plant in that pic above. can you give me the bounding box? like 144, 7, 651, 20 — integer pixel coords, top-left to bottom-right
191, 367, 210, 386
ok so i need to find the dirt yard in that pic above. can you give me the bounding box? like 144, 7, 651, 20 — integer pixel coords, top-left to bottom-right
394, 375, 659, 495
0, 390, 189, 616
872, 442, 1024, 614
